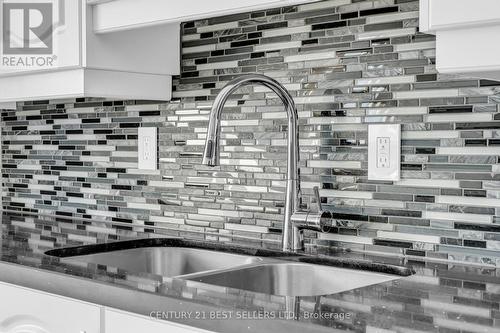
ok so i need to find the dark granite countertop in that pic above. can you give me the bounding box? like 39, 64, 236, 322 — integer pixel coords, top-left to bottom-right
1, 211, 499, 333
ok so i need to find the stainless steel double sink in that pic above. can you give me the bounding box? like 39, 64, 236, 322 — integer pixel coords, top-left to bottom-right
54, 245, 405, 297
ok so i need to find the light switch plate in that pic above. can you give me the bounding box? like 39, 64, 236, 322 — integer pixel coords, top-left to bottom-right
368, 124, 401, 181
138, 127, 157, 170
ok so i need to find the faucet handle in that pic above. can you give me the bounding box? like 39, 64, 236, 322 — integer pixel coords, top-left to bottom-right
290, 186, 332, 233
313, 186, 322, 211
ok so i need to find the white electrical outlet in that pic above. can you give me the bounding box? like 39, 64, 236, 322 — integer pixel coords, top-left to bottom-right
138, 127, 157, 170
377, 137, 390, 168
368, 124, 400, 181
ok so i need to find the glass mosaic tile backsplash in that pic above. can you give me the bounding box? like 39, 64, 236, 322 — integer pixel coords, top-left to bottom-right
3, 0, 500, 266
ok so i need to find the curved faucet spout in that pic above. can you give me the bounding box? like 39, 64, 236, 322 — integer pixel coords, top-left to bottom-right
202, 74, 299, 170
202, 74, 301, 252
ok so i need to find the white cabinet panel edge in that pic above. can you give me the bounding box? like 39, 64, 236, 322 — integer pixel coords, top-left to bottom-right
0, 68, 172, 102
84, 69, 172, 100
421, 0, 500, 32
91, 0, 322, 33
436, 25, 500, 80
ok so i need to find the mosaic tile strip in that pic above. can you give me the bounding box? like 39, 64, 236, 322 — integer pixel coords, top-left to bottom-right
2, 0, 500, 266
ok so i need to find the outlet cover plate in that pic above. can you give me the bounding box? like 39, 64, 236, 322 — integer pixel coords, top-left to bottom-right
138, 127, 157, 170
368, 124, 401, 181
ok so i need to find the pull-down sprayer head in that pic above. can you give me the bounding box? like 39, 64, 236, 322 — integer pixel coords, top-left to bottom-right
202, 137, 219, 167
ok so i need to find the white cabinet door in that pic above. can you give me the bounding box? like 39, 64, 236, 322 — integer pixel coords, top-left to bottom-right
0, 282, 101, 333
0, 0, 175, 102
420, 0, 500, 33
0, 0, 82, 75
105, 309, 215, 333
420, 0, 500, 80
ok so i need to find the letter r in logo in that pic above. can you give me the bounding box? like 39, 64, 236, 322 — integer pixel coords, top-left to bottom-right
2, 2, 53, 54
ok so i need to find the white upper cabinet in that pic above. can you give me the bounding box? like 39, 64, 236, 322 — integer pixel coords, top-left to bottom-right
420, 0, 500, 32
0, 0, 80, 75
0, 0, 179, 103
420, 0, 500, 80
0, 0, 320, 103
90, 0, 320, 33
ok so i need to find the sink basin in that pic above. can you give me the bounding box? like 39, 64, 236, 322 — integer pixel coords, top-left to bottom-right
61, 247, 260, 277
188, 263, 399, 296
49, 239, 407, 297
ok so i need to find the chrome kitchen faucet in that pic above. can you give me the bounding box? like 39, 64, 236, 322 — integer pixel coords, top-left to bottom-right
202, 74, 332, 252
